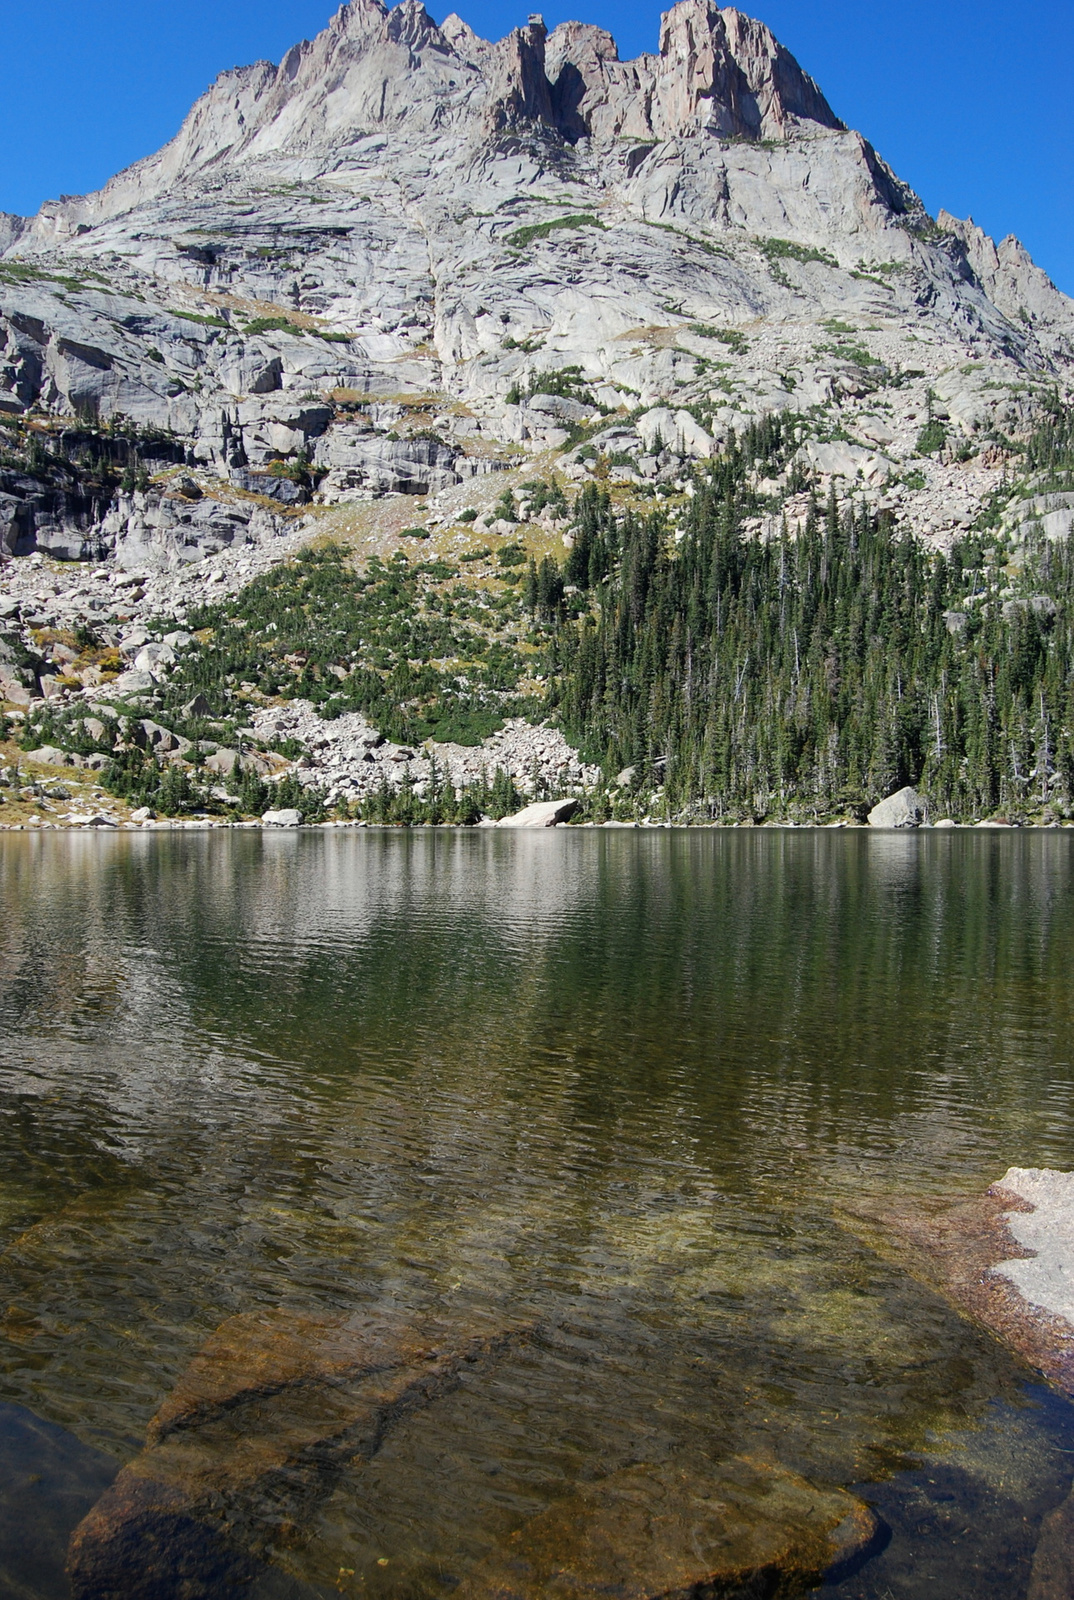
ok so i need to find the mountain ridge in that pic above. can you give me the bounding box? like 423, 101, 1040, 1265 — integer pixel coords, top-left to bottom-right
10, 0, 847, 246
2, 0, 1070, 569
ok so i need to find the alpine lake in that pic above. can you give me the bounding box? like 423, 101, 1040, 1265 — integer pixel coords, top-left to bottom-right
3, 826, 1074, 1599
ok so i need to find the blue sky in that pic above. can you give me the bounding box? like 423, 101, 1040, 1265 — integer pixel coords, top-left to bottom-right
3, 0, 1070, 294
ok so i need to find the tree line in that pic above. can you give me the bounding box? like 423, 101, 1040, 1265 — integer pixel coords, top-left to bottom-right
537, 407, 1074, 821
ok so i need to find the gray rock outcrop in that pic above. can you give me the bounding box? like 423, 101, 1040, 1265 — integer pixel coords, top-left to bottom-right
260, 807, 303, 826
867, 786, 926, 829
498, 797, 581, 827
990, 1168, 1074, 1327
241, 703, 599, 809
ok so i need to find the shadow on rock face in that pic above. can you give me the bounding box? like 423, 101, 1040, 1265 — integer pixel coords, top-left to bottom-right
455, 1455, 882, 1600
0, 1401, 119, 1600
67, 1476, 269, 1600
67, 1307, 534, 1599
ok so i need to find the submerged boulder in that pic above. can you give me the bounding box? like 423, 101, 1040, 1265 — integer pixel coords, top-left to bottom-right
67, 1309, 530, 1598
457, 1455, 880, 1599
67, 1477, 269, 1600
1029, 1484, 1074, 1599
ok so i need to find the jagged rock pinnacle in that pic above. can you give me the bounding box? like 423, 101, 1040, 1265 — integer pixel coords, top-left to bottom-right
0, 0, 1070, 576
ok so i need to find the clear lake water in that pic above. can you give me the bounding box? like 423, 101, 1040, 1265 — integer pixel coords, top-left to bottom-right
3, 828, 1074, 1597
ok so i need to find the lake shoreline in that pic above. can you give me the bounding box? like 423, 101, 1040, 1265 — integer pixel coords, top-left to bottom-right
4, 818, 1074, 833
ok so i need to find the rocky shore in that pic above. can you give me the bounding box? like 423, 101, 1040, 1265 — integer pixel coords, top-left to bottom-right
845, 1169, 1074, 1600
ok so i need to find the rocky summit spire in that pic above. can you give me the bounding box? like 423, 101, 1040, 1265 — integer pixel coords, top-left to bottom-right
545, 0, 842, 144
0, 0, 1070, 594
20, 0, 845, 233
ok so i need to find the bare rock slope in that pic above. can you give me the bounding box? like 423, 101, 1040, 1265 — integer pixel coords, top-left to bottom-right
0, 0, 1072, 810
1, 0, 1070, 554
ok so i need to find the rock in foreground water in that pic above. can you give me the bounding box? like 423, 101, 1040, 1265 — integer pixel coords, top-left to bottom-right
458, 1456, 880, 1600
1029, 1487, 1074, 1600
989, 1167, 1074, 1326
67, 1308, 530, 1599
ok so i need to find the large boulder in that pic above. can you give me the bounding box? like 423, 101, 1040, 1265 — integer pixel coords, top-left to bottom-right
498, 798, 580, 828
66, 1309, 530, 1597
797, 440, 893, 487
202, 749, 239, 776
636, 407, 714, 460
260, 807, 303, 827
132, 642, 177, 677
22, 745, 72, 767
0, 635, 37, 706
867, 786, 926, 829
457, 1456, 881, 1600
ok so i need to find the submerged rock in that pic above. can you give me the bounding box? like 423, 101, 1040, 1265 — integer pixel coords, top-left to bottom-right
1029, 1487, 1074, 1600
457, 1456, 880, 1600
68, 1478, 268, 1600
67, 1309, 530, 1598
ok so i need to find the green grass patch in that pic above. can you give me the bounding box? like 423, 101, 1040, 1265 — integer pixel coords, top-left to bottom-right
0, 262, 109, 295
174, 310, 230, 330
642, 221, 725, 258
758, 237, 838, 269
690, 325, 747, 352
244, 316, 304, 338
506, 214, 607, 249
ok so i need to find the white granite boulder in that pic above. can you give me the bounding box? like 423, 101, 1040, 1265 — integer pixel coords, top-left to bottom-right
867, 786, 926, 829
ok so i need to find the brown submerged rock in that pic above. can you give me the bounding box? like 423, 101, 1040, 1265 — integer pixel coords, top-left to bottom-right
457, 1456, 880, 1600
842, 1177, 1074, 1600
145, 1306, 434, 1444
1029, 1489, 1074, 1600
67, 1308, 530, 1600
845, 1184, 1074, 1395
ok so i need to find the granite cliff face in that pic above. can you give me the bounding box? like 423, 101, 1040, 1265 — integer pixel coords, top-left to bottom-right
0, 0, 1072, 821
2, 0, 1071, 570
17, 0, 843, 238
